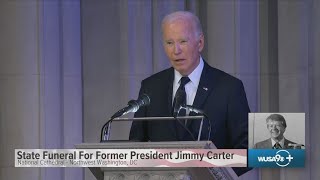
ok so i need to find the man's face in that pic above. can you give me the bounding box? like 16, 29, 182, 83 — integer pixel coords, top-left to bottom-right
267, 119, 286, 140
162, 19, 204, 76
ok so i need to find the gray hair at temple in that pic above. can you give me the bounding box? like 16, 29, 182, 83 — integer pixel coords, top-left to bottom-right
266, 114, 287, 128
161, 11, 203, 38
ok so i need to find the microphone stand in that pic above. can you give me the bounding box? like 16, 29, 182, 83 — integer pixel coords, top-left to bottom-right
178, 105, 211, 141
100, 118, 113, 142
100, 101, 136, 142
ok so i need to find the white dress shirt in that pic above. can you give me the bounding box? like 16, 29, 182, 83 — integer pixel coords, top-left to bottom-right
172, 57, 204, 110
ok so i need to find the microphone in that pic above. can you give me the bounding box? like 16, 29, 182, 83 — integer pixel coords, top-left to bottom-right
101, 94, 150, 142
110, 94, 150, 120
180, 104, 207, 117
288, 143, 305, 149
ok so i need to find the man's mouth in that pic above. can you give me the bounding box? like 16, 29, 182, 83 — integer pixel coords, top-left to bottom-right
174, 59, 186, 62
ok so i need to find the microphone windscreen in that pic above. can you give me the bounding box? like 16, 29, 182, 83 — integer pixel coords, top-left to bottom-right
140, 94, 151, 106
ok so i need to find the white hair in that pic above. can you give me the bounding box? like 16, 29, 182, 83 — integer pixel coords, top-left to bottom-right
161, 11, 203, 38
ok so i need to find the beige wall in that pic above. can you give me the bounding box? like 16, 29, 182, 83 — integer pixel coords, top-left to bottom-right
0, 1, 83, 180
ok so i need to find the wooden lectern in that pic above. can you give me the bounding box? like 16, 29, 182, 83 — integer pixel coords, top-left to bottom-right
75, 141, 238, 180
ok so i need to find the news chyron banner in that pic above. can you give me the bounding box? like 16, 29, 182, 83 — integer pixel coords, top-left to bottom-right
248, 113, 305, 168
15, 113, 306, 169
15, 149, 247, 167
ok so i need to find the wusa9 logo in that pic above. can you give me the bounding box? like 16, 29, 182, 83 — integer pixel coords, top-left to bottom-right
257, 150, 293, 167
249, 149, 304, 167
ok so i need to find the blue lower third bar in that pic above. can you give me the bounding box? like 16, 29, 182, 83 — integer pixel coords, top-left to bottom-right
248, 149, 305, 168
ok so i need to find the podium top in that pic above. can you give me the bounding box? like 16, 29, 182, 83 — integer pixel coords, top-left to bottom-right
111, 116, 205, 121
100, 116, 206, 144
75, 141, 215, 149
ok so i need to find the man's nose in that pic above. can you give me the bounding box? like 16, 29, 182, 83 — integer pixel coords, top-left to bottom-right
270, 125, 277, 130
174, 44, 182, 54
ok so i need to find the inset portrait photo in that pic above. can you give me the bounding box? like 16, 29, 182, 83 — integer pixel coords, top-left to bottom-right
249, 113, 305, 149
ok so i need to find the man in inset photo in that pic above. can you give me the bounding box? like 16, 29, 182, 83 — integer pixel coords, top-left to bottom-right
254, 114, 300, 149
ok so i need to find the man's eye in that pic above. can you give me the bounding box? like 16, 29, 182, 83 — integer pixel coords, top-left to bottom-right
166, 41, 173, 45
180, 40, 187, 44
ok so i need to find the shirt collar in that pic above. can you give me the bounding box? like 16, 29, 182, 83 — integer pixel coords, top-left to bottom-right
271, 137, 285, 148
174, 56, 204, 86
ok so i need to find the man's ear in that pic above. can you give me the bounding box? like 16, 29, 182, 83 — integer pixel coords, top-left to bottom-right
198, 34, 204, 52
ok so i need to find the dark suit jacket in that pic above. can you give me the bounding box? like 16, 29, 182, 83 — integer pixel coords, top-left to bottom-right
129, 61, 250, 150
254, 138, 297, 149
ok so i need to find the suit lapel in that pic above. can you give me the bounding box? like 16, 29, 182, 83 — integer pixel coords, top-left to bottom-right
187, 62, 214, 127
167, 68, 174, 115
268, 138, 273, 148
192, 64, 212, 108
284, 138, 290, 149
